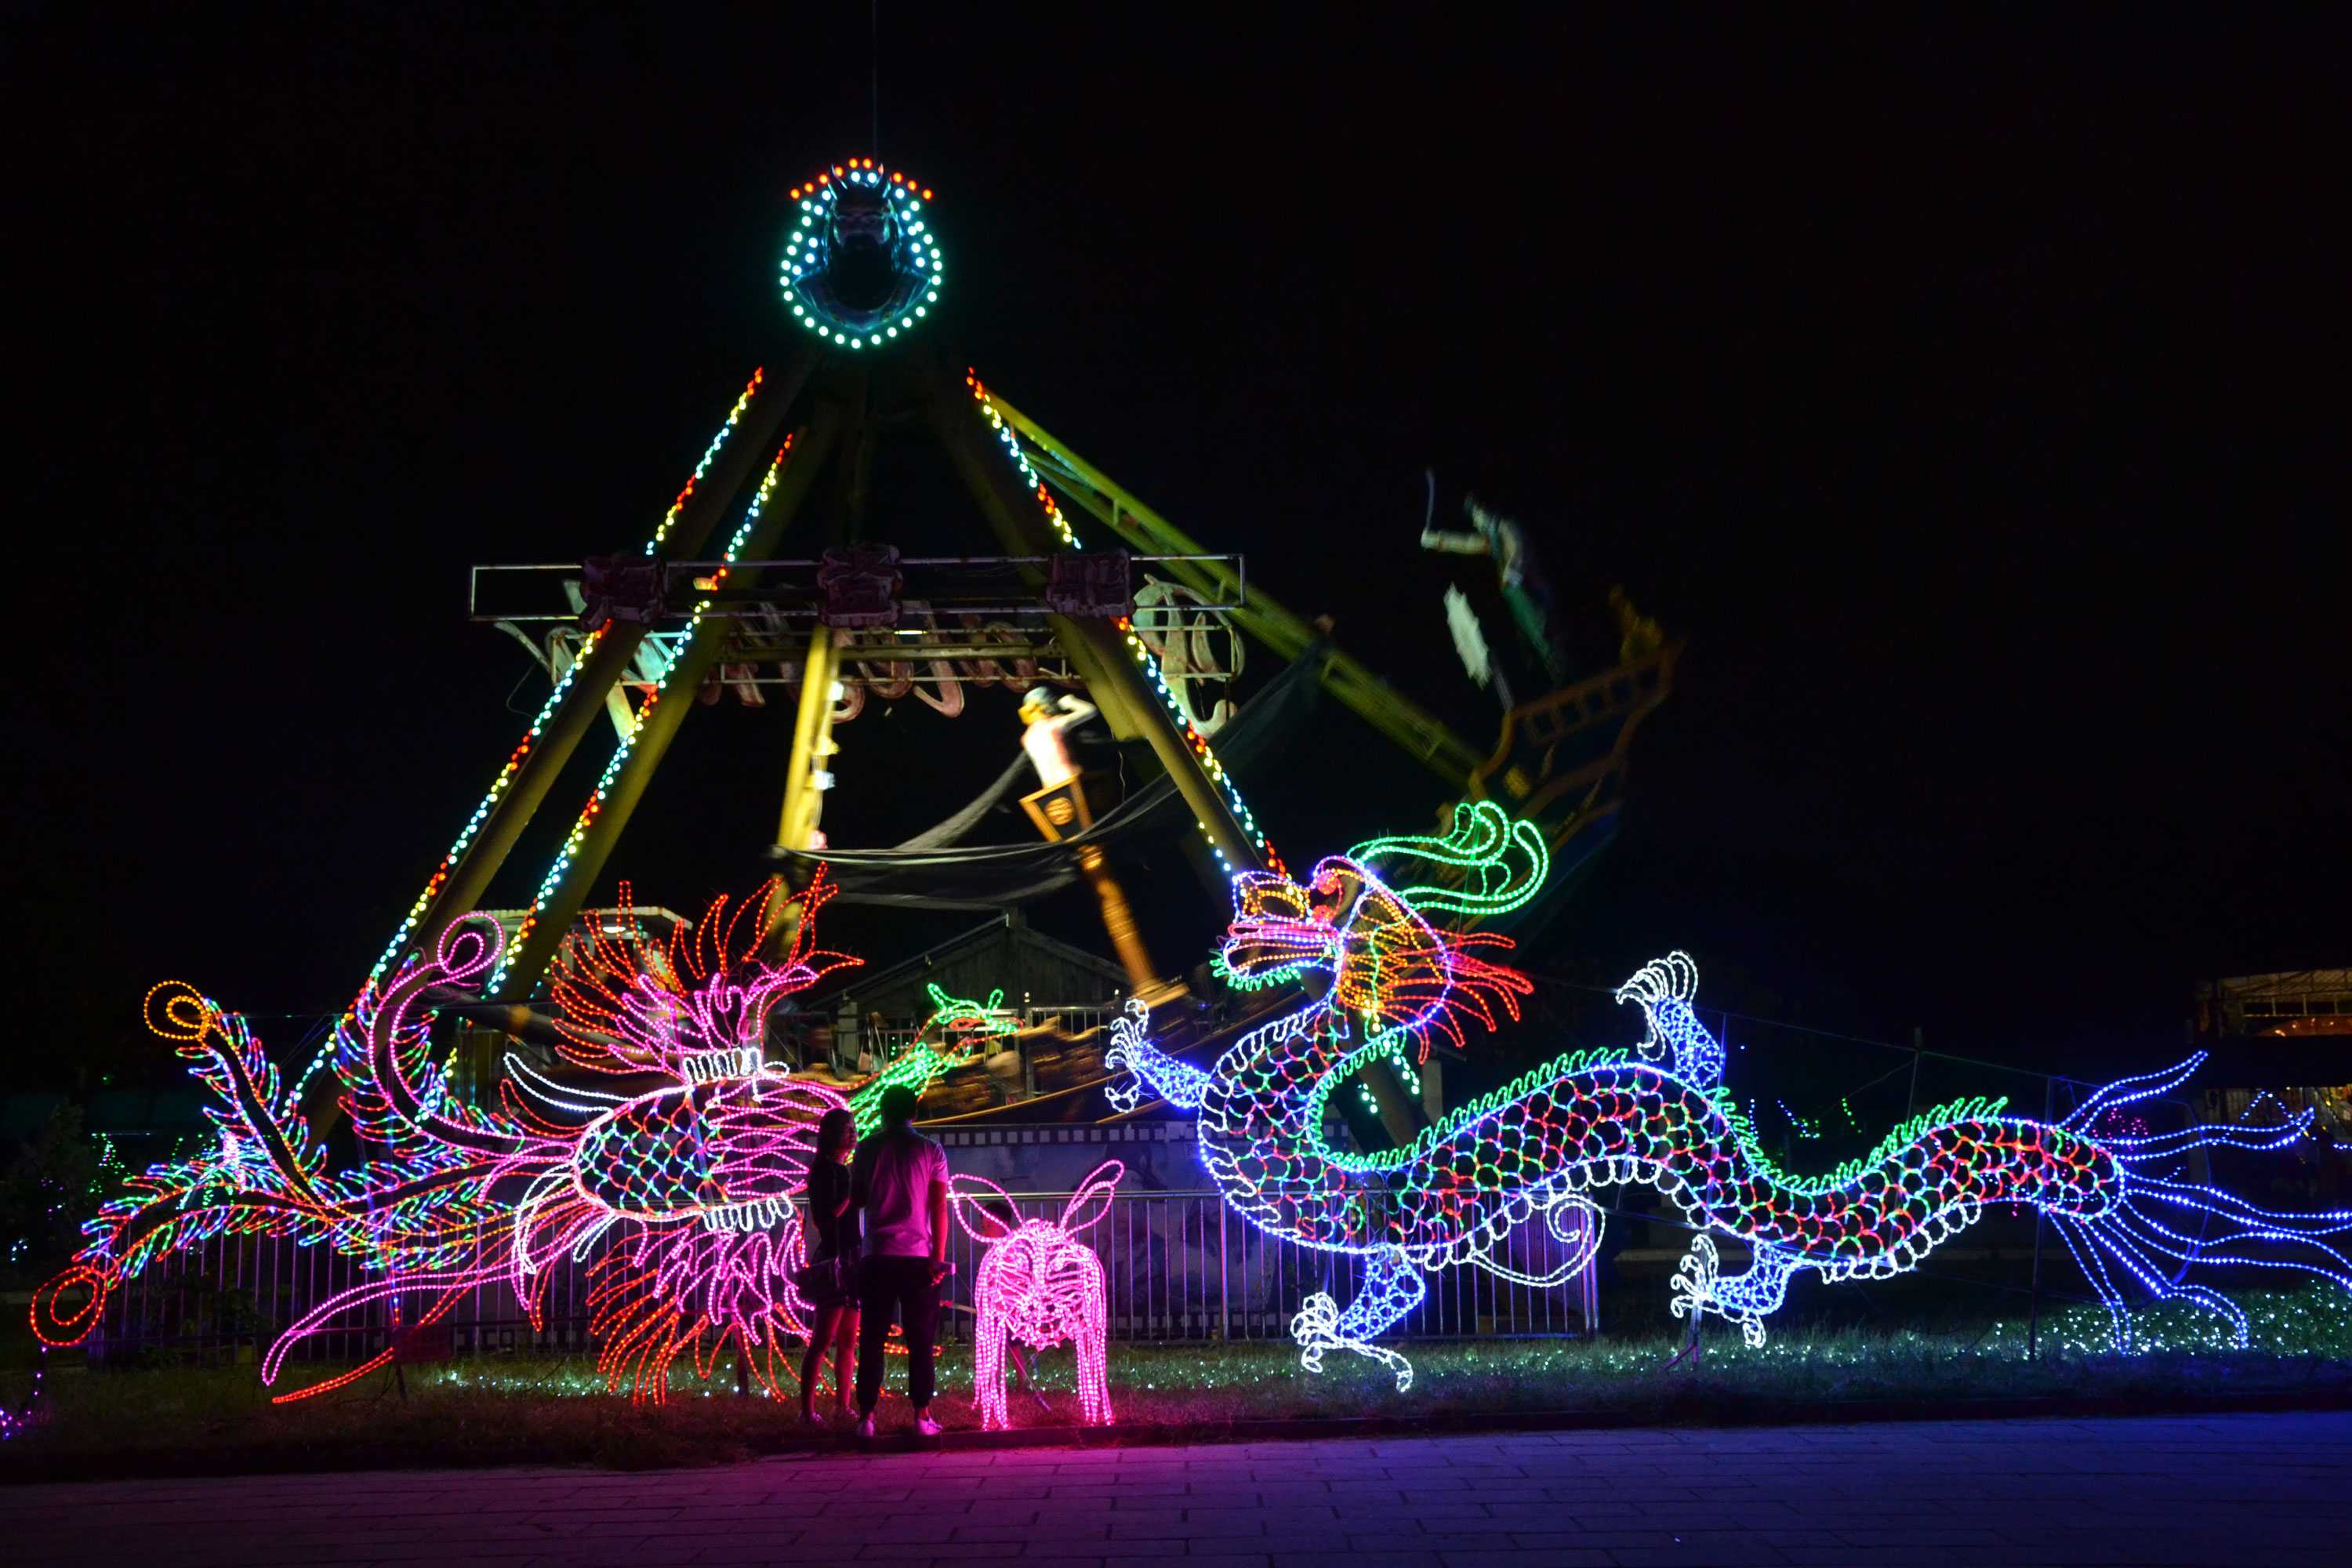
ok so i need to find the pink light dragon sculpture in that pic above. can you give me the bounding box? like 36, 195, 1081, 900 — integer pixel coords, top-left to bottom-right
950, 1159, 1121, 1429
31, 875, 971, 1403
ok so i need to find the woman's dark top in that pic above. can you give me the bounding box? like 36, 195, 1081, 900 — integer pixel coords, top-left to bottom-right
805, 1160, 858, 1262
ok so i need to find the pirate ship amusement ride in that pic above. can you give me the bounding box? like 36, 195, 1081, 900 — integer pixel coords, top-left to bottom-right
337, 153, 1680, 1142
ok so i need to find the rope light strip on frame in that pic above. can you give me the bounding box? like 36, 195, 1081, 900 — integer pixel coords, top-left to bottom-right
316, 372, 771, 1094
967, 370, 1281, 873
492, 439, 794, 992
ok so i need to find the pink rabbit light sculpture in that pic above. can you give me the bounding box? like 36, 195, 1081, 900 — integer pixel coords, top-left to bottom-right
950, 1158, 1122, 1429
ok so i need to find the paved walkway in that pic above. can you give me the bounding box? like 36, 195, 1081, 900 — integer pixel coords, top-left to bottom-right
3, 1412, 2345, 1566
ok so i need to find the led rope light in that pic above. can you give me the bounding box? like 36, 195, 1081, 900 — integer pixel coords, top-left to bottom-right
646, 369, 765, 554
493, 440, 793, 991
1103, 818, 2352, 1388
927, 983, 1018, 1044
1351, 802, 1548, 918
365, 370, 765, 989
965, 371, 1282, 874
358, 630, 606, 993
952, 1160, 1122, 1429
314, 372, 771, 1098
29, 877, 985, 1403
1117, 618, 1285, 876
966, 372, 1077, 549
780, 159, 941, 349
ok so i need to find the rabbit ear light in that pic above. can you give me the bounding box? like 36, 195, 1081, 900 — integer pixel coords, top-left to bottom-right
949, 1173, 1025, 1243
1058, 1160, 1124, 1233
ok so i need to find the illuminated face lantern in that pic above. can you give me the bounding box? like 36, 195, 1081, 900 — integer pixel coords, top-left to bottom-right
780, 160, 942, 347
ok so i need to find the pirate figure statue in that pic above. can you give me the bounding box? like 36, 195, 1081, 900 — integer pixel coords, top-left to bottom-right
1017, 688, 1097, 789
1010, 687, 1154, 989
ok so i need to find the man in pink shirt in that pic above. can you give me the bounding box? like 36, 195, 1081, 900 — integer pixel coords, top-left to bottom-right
848, 1083, 950, 1436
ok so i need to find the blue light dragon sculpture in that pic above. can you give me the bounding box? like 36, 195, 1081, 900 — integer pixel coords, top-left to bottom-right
1109, 804, 2352, 1388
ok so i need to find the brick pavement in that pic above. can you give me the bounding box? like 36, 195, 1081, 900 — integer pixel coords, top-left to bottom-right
2, 1411, 2344, 1566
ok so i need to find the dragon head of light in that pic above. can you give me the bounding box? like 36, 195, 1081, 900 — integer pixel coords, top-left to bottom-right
511, 877, 863, 1238
1218, 802, 1545, 1058
546, 875, 855, 1087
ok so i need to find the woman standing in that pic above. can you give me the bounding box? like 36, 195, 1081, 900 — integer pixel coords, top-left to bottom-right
797, 1108, 860, 1424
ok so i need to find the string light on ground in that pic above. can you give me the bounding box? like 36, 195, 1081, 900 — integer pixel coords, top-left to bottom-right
0, 1352, 42, 1440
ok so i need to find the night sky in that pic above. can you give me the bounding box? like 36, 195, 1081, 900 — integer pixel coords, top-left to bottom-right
5, 8, 2346, 1091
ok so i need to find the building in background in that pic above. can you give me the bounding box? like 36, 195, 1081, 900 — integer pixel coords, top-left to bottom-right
2190, 970, 2352, 1188
2196, 969, 2352, 1041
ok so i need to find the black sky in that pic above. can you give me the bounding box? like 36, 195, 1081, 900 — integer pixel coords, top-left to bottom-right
4, 6, 2346, 1083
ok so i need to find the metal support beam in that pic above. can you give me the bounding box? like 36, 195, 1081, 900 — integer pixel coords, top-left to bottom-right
1075, 843, 1158, 993
759, 619, 843, 959
775, 621, 842, 856
981, 392, 1484, 786
495, 404, 844, 996
401, 344, 826, 960
919, 356, 1264, 876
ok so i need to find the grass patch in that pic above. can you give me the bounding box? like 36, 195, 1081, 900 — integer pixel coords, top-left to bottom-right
4, 1285, 2350, 1480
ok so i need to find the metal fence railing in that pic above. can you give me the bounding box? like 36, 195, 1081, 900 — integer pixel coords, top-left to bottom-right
82, 1189, 1598, 1368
